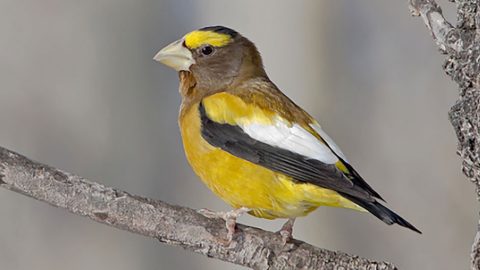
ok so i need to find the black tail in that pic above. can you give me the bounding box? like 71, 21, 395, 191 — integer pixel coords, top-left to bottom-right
340, 193, 421, 234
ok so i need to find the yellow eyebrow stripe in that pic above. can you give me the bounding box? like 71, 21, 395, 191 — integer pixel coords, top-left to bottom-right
184, 30, 232, 49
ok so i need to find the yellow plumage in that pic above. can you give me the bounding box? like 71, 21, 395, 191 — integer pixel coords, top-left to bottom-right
179, 92, 363, 219
155, 25, 420, 237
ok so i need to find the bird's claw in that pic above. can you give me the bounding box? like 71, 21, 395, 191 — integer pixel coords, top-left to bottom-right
277, 218, 296, 245
197, 207, 250, 245
278, 229, 293, 245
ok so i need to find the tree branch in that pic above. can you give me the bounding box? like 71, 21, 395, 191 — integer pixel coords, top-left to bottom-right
409, 0, 480, 269
409, 0, 460, 53
0, 146, 396, 270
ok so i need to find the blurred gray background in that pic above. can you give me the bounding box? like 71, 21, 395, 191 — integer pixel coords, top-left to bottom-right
0, 0, 473, 269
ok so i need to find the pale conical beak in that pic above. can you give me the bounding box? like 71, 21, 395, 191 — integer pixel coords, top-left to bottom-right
153, 39, 195, 71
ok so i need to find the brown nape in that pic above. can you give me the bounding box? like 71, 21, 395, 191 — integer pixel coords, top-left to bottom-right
233, 37, 268, 83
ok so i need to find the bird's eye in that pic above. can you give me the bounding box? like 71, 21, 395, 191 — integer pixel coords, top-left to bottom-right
201, 45, 214, 56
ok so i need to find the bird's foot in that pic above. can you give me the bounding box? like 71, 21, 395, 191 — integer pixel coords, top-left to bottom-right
198, 207, 250, 244
277, 218, 296, 245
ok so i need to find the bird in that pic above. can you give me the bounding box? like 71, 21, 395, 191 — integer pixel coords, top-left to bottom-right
154, 25, 420, 243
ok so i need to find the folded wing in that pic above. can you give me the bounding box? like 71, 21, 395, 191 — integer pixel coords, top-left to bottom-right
199, 93, 378, 202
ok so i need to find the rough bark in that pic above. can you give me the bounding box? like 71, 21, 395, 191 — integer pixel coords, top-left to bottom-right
0, 146, 395, 270
409, 0, 480, 269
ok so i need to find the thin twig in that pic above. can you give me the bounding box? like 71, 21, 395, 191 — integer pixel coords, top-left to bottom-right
409, 0, 461, 53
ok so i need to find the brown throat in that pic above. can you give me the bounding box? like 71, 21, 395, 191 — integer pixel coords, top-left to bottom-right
178, 70, 227, 106
179, 71, 197, 98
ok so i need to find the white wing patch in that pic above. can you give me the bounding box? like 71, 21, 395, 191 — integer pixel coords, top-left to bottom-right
241, 118, 339, 165
310, 123, 348, 161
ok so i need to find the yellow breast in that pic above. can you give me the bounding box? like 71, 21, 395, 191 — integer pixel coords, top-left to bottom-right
179, 102, 362, 219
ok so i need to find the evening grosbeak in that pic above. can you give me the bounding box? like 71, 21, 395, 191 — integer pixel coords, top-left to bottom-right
154, 26, 420, 243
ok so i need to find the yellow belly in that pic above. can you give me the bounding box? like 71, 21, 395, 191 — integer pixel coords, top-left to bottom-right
179, 103, 362, 219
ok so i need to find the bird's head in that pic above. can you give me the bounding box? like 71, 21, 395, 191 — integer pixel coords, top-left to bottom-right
154, 26, 266, 96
